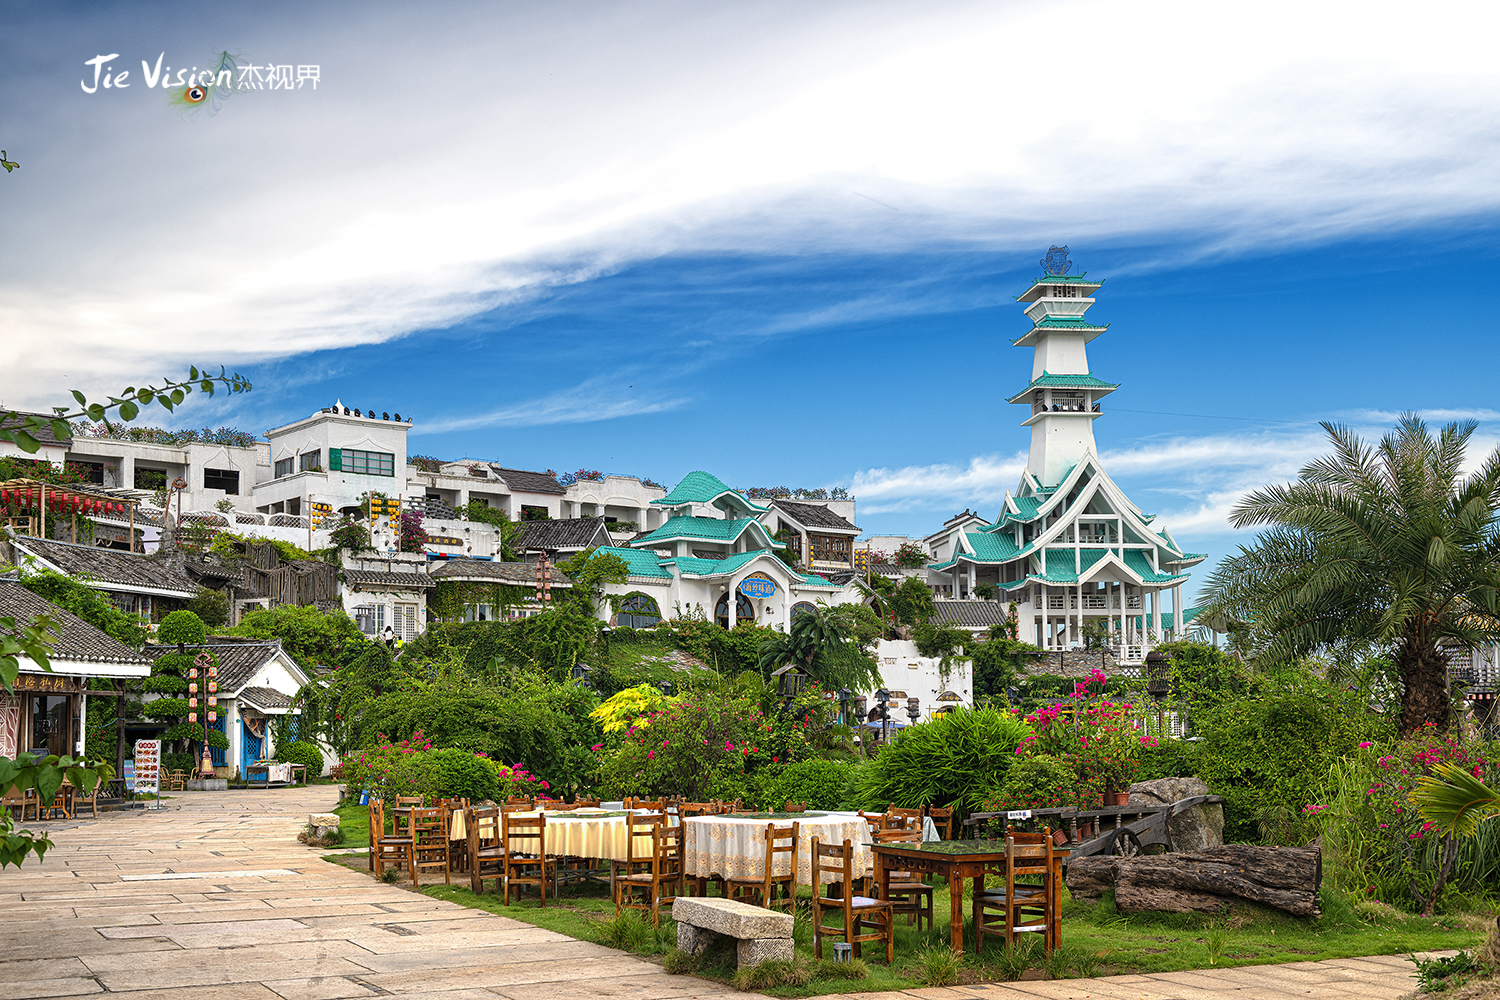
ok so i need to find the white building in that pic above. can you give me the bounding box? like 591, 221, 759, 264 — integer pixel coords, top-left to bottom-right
593, 471, 858, 632
923, 249, 1206, 663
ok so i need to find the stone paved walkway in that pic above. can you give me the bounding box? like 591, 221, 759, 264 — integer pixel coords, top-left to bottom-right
0, 786, 1432, 1000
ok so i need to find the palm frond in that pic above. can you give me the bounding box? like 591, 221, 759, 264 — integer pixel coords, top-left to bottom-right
1413, 761, 1500, 839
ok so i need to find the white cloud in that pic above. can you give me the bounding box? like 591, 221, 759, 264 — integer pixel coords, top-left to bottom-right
8, 0, 1500, 403
413, 377, 690, 435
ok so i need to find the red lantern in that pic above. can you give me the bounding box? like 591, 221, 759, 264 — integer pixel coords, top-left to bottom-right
188, 697, 198, 708
208, 711, 217, 723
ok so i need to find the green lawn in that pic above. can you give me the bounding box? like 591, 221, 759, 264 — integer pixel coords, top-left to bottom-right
318, 829, 1484, 998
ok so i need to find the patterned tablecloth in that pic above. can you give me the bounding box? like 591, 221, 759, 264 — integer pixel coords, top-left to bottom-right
449, 808, 640, 861
683, 812, 873, 886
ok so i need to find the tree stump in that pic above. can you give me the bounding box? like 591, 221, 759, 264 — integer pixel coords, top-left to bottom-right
1066, 845, 1322, 918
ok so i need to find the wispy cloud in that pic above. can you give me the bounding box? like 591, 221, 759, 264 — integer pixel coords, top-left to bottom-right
8, 1, 1500, 404
413, 377, 690, 435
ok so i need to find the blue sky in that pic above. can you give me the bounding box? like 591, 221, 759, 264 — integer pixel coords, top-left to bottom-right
3, 0, 1499, 596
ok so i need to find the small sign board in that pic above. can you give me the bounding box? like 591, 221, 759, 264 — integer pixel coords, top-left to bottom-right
1006, 809, 1033, 821
738, 574, 777, 599
133, 739, 161, 798
122, 759, 135, 792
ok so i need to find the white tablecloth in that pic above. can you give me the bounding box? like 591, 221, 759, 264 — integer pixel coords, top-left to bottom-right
683, 812, 873, 886
451, 808, 647, 861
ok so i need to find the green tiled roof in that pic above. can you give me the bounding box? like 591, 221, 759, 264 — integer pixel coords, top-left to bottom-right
670, 550, 768, 577
1032, 317, 1108, 329
1007, 372, 1119, 404
1029, 547, 1111, 583
631, 516, 781, 548
1162, 551, 1208, 565
966, 531, 1021, 562
798, 572, 840, 589
1123, 550, 1190, 583
1018, 274, 1100, 291
594, 546, 672, 580
990, 494, 1046, 527
651, 470, 769, 513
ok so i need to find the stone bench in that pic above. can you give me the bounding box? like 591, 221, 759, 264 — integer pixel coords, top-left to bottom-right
309, 813, 340, 839
671, 896, 793, 966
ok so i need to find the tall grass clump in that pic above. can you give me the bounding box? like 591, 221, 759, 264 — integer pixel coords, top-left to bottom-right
857, 707, 1031, 813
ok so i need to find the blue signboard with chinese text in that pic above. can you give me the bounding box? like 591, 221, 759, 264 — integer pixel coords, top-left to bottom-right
738, 574, 776, 599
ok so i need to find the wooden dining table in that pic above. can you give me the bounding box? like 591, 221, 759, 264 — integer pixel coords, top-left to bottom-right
872, 839, 1069, 955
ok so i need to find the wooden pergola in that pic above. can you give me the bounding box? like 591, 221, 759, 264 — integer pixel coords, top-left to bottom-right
0, 478, 142, 552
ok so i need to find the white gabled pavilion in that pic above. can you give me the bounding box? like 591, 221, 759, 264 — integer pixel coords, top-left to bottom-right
925, 250, 1206, 663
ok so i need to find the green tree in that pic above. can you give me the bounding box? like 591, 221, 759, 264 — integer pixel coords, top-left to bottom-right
757, 602, 879, 693
556, 548, 629, 615
460, 501, 521, 559
1201, 415, 1500, 734
185, 587, 229, 628
891, 575, 936, 626
328, 514, 371, 554
226, 604, 367, 670
15, 567, 148, 648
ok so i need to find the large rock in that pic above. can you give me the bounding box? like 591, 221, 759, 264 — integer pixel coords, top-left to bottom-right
1066, 845, 1322, 918
1127, 776, 1224, 851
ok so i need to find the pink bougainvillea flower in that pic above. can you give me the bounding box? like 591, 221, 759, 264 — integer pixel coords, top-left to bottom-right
648, 751, 656, 759
1358, 742, 1373, 749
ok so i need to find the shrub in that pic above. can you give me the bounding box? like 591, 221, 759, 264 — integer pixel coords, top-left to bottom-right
162, 751, 196, 774
157, 610, 207, 646
857, 707, 1031, 813
278, 740, 325, 776
429, 747, 498, 801
986, 753, 1078, 810
759, 758, 860, 811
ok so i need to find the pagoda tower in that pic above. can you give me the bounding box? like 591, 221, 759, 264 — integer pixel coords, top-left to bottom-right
924, 247, 1207, 662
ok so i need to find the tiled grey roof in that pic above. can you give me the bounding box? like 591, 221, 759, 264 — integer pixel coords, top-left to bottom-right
13, 536, 197, 596
932, 601, 1012, 628
0, 411, 73, 446
239, 686, 293, 711
772, 500, 858, 531
429, 559, 573, 587
186, 560, 246, 585
344, 568, 435, 589
143, 641, 287, 693
516, 517, 610, 551
493, 467, 565, 495
0, 582, 151, 667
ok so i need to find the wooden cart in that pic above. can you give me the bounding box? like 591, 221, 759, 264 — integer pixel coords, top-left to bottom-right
964, 795, 1224, 859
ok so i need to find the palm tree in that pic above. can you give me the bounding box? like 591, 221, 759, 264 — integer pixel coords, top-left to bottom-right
1414, 762, 1500, 838
1201, 415, 1500, 734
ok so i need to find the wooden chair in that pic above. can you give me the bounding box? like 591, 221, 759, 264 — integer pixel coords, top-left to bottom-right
858, 810, 887, 835
1, 784, 25, 821
164, 770, 187, 792
369, 801, 413, 880
466, 806, 505, 894
888, 806, 923, 830
615, 812, 664, 887
728, 822, 799, 911
503, 812, 557, 906
927, 806, 953, 841
504, 795, 533, 810
614, 824, 682, 925
409, 807, 450, 887
974, 829, 1059, 955
393, 795, 424, 836
43, 783, 72, 820
74, 781, 99, 819
873, 827, 934, 931
627, 798, 665, 812
810, 837, 893, 963
571, 797, 601, 808
679, 801, 715, 819
783, 801, 808, 813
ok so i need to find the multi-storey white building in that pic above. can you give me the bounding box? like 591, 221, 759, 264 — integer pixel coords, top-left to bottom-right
923, 249, 1206, 663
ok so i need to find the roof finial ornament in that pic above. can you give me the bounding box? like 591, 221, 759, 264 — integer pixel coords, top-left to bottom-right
1041, 245, 1072, 276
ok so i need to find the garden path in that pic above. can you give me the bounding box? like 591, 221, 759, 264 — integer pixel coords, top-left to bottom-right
0, 786, 1437, 1000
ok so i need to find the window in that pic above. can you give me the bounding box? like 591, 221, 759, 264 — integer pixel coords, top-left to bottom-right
274, 458, 294, 479
70, 461, 104, 485
790, 601, 816, 623
134, 466, 167, 490
353, 604, 385, 635
394, 603, 419, 641
714, 592, 755, 628
520, 505, 549, 521
809, 533, 852, 564
329, 448, 394, 476
299, 450, 322, 472
204, 468, 240, 495
617, 593, 661, 629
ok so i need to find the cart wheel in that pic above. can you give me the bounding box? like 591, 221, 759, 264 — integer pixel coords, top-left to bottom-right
1109, 830, 1143, 858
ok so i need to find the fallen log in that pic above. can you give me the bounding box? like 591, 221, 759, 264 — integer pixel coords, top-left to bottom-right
1066, 845, 1322, 918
